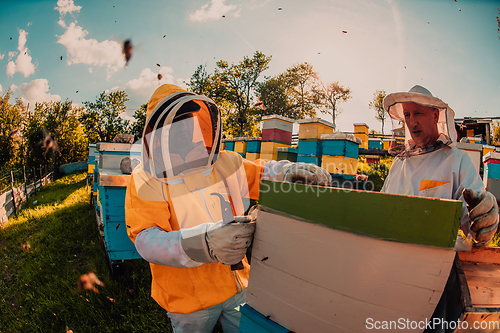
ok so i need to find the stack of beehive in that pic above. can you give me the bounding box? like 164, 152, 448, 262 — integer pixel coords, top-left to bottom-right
320, 133, 361, 180
233, 137, 248, 158
296, 118, 335, 166
354, 123, 369, 149
366, 138, 382, 164
245, 137, 261, 162
483, 151, 500, 200
260, 115, 294, 161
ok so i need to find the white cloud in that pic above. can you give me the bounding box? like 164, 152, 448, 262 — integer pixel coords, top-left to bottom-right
0, 52, 4, 60
11, 79, 61, 108
189, 0, 238, 21
54, 0, 82, 16
0, 84, 3, 93
112, 67, 176, 98
6, 29, 36, 78
57, 22, 125, 79
27, 22, 32, 27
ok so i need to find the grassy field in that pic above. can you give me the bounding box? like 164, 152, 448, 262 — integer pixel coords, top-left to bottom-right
0, 172, 174, 333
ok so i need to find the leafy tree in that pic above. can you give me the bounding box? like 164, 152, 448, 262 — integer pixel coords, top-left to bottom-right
492, 121, 500, 145
22, 100, 87, 171
188, 52, 271, 138
80, 90, 130, 143
256, 62, 319, 120
0, 90, 26, 168
131, 103, 147, 140
313, 81, 352, 129
369, 89, 387, 134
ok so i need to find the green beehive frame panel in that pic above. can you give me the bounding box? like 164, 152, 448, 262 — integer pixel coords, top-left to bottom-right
258, 180, 462, 248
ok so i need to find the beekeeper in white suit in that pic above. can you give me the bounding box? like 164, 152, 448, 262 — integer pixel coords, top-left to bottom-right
381, 85, 498, 247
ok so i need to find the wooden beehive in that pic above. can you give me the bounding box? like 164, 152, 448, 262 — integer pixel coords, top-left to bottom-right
234, 138, 247, 154
354, 123, 369, 149
453, 247, 500, 332
244, 181, 463, 333
276, 147, 297, 162
246, 138, 262, 153
245, 153, 260, 162
95, 143, 142, 268
297, 118, 334, 140
456, 142, 483, 173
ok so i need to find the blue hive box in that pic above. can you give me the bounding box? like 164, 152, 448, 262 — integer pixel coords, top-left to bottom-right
95, 143, 142, 271
224, 141, 235, 151
246, 138, 262, 153
322, 139, 359, 159
238, 304, 290, 333
297, 140, 322, 156
297, 155, 322, 166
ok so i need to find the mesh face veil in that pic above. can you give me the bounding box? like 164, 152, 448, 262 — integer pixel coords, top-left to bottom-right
141, 91, 222, 179
383, 85, 457, 157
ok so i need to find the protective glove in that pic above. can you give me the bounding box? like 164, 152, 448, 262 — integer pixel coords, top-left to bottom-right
279, 162, 332, 186
463, 189, 499, 247
180, 216, 255, 265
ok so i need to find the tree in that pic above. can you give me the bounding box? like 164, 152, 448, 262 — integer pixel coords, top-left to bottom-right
314, 81, 352, 129
80, 90, 130, 143
0, 90, 26, 168
188, 52, 271, 138
369, 89, 387, 134
256, 62, 319, 120
22, 100, 88, 171
131, 103, 147, 140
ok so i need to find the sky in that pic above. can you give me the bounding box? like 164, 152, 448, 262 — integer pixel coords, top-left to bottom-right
0, 0, 499, 134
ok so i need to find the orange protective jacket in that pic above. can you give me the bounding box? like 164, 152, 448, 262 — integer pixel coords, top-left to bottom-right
125, 84, 266, 314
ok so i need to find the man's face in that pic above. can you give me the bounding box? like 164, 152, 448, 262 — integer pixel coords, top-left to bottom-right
402, 102, 440, 148
167, 115, 194, 155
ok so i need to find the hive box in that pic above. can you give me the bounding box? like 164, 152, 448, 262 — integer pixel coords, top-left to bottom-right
368, 138, 383, 150
297, 139, 322, 156
297, 155, 321, 166
262, 115, 294, 144
320, 134, 359, 159
354, 123, 369, 149
95, 143, 142, 272
245, 153, 260, 162
297, 118, 334, 140
245, 181, 462, 333
261, 129, 292, 144
261, 142, 290, 161
321, 155, 358, 175
456, 142, 483, 174
276, 147, 297, 162
246, 138, 262, 153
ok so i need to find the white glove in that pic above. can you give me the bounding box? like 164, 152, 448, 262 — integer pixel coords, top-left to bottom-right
279, 162, 331, 186
181, 216, 255, 265
463, 189, 499, 247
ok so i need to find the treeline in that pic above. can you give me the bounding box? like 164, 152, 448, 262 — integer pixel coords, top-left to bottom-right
1, 50, 364, 178
0, 89, 147, 179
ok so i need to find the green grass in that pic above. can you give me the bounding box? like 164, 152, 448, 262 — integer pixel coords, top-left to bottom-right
0, 172, 174, 333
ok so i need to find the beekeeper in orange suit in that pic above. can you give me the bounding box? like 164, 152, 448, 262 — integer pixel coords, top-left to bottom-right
125, 84, 331, 333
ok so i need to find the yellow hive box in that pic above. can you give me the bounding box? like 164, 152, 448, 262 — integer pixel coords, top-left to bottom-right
88, 164, 95, 174
383, 140, 391, 151
259, 153, 275, 161
260, 142, 290, 154
234, 141, 247, 153
354, 123, 369, 149
246, 152, 260, 162
220, 142, 225, 150
297, 118, 334, 140
483, 145, 495, 157
321, 155, 358, 175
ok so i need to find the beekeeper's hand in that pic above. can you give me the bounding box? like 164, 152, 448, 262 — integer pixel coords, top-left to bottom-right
280, 162, 331, 186
463, 189, 499, 247
181, 216, 255, 265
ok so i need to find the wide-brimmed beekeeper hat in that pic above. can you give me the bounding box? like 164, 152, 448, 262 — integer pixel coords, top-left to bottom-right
383, 85, 458, 153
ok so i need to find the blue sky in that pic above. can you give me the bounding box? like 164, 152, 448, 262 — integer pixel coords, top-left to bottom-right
1, 0, 499, 134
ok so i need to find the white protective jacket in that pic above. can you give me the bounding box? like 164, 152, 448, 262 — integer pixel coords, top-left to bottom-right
381, 145, 484, 234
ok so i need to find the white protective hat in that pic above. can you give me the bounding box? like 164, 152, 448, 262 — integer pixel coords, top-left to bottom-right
383, 85, 457, 155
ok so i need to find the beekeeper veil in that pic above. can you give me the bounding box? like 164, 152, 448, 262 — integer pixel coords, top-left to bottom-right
141, 85, 221, 179
383, 85, 457, 157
